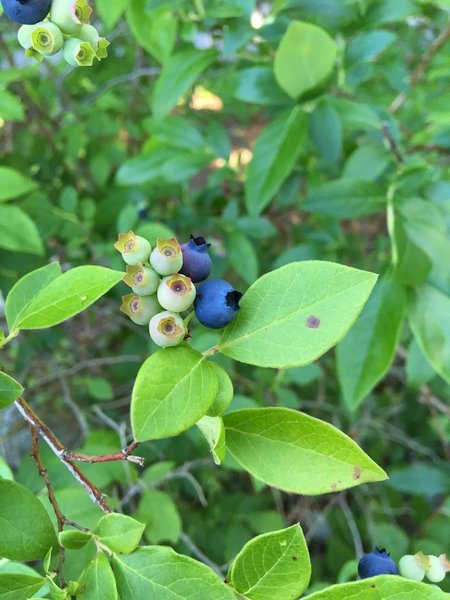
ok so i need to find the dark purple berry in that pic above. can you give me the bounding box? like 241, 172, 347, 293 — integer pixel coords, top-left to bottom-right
194, 279, 242, 329
358, 548, 399, 579
180, 235, 212, 283
1, 0, 51, 24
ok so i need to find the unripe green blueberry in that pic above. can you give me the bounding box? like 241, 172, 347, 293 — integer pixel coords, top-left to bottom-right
399, 553, 429, 581
120, 293, 160, 325
50, 0, 91, 35
426, 555, 447, 583
149, 311, 186, 347
18, 21, 63, 55
123, 264, 160, 296
18, 24, 34, 49
63, 38, 96, 67
150, 238, 183, 276
114, 231, 152, 266
157, 274, 196, 312
79, 24, 110, 60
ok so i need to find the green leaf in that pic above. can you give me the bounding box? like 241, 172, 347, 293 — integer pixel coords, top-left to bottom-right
387, 464, 450, 498
245, 107, 306, 215
223, 407, 387, 494
226, 231, 259, 284
95, 513, 145, 554
196, 415, 226, 465
343, 145, 390, 181
131, 345, 218, 441
58, 530, 92, 550
218, 261, 378, 368
13, 266, 124, 330
207, 362, 234, 417
116, 148, 174, 186
408, 284, 450, 384
0, 89, 25, 122
336, 279, 406, 411
151, 49, 217, 119
0, 205, 43, 256
0, 167, 37, 202
0, 573, 46, 599
229, 524, 311, 600
274, 21, 337, 99
0, 372, 23, 410
0, 479, 57, 560
231, 67, 292, 105
5, 263, 62, 332
308, 100, 342, 165
79, 552, 118, 600
113, 546, 235, 599
137, 490, 182, 545
96, 0, 127, 29
127, 1, 177, 63
0, 457, 14, 480
303, 179, 386, 218
305, 575, 448, 599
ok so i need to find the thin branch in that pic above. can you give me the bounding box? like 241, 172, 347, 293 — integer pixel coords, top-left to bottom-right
339, 494, 364, 559
389, 24, 450, 114
381, 122, 403, 163
64, 441, 145, 467
180, 532, 223, 576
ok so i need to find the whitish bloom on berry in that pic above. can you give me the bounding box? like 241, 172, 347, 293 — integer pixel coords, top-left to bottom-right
50, 0, 91, 34
149, 311, 186, 347
157, 274, 196, 312
150, 238, 183, 276
114, 231, 152, 266
123, 264, 160, 296
399, 552, 430, 581
120, 293, 160, 325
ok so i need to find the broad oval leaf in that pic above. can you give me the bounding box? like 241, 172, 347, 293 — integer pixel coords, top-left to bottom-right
0, 479, 57, 560
0, 167, 37, 202
227, 231, 259, 285
137, 490, 182, 545
14, 266, 124, 330
306, 575, 448, 599
207, 362, 234, 417
79, 551, 118, 600
0, 205, 43, 256
337, 278, 406, 411
131, 345, 218, 441
196, 415, 226, 465
229, 524, 311, 600
5, 262, 62, 332
302, 179, 386, 218
218, 261, 378, 368
58, 530, 92, 550
408, 284, 450, 384
274, 21, 337, 99
113, 546, 235, 600
95, 513, 145, 554
245, 107, 306, 216
223, 408, 387, 494
0, 573, 46, 599
151, 49, 217, 120
0, 372, 23, 410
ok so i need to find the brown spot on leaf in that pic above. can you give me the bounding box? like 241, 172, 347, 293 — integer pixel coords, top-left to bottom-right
353, 466, 362, 480
331, 483, 337, 490
306, 315, 320, 328
292, 555, 298, 561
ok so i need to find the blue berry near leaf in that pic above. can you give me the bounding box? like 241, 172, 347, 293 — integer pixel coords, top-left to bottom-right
180, 235, 212, 283
1, 0, 51, 24
358, 548, 399, 579
194, 279, 242, 329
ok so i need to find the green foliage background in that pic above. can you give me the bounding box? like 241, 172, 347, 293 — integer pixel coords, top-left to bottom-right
0, 0, 449, 595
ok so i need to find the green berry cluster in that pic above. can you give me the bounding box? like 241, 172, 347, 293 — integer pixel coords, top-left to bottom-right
115, 232, 194, 348
17, 0, 109, 66
399, 551, 449, 584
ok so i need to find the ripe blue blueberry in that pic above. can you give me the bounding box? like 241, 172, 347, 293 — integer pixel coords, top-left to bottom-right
1, 0, 51, 24
358, 548, 399, 579
180, 235, 212, 283
194, 279, 242, 329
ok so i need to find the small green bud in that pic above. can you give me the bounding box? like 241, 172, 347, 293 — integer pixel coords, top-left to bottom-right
120, 293, 160, 325
123, 264, 160, 296
63, 38, 96, 67
149, 311, 186, 347
114, 231, 152, 265
50, 0, 92, 34
150, 238, 183, 276
157, 273, 196, 313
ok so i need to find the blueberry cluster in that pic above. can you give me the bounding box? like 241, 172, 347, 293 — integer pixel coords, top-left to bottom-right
358, 547, 449, 585
114, 232, 242, 348
1, 0, 109, 66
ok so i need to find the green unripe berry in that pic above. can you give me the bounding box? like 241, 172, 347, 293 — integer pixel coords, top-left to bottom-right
18, 22, 63, 55
157, 274, 196, 313
123, 264, 160, 296
149, 311, 186, 347
120, 293, 160, 325
79, 24, 110, 60
63, 38, 96, 67
399, 553, 428, 581
426, 555, 447, 583
50, 0, 91, 35
114, 231, 152, 266
150, 238, 183, 276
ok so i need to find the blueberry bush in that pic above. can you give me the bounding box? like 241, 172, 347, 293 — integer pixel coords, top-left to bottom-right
0, 0, 449, 598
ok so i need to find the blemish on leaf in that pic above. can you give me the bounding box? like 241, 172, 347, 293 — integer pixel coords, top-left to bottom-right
306, 315, 320, 328
331, 482, 337, 490
292, 555, 298, 561
80, 295, 87, 301
353, 466, 362, 480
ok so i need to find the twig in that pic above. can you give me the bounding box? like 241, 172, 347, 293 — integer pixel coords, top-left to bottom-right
389, 24, 450, 113
180, 532, 223, 576
64, 440, 145, 467
339, 494, 364, 559
381, 122, 403, 163
15, 397, 112, 513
